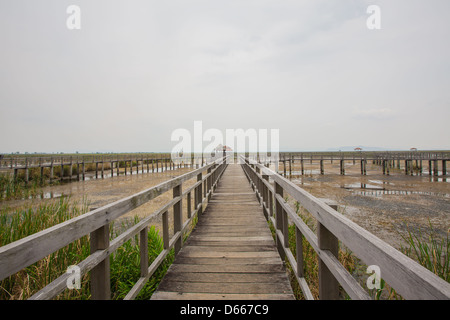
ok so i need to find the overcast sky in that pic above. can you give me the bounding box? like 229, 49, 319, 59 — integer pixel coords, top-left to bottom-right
1, 0, 449, 153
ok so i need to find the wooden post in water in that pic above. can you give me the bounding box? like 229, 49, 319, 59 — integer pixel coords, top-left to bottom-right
25, 158, 29, 184
340, 159, 345, 175
40, 159, 45, 185
289, 158, 292, 177
82, 160, 85, 181
320, 158, 324, 175
69, 157, 73, 180
76, 159, 80, 181
434, 160, 439, 176
428, 160, 432, 176
443, 160, 447, 176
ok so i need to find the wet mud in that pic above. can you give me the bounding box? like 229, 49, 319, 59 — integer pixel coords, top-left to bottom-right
287, 161, 449, 249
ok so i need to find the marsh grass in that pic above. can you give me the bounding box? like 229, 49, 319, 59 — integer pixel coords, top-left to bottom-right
398, 220, 449, 282
0, 173, 56, 201
275, 198, 407, 300
0, 196, 174, 300
282, 201, 357, 300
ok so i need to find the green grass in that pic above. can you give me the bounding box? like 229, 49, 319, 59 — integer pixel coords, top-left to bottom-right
399, 220, 449, 282
0, 196, 174, 300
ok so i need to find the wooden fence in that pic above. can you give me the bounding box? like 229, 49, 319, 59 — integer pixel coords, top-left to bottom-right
0, 157, 228, 300
241, 157, 450, 300
0, 154, 211, 183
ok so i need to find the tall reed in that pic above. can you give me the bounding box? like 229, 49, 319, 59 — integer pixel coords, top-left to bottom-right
0, 196, 174, 300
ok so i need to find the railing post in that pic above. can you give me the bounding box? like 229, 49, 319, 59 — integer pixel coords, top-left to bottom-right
295, 226, 304, 279
274, 181, 286, 260
195, 172, 203, 216
317, 203, 339, 300
162, 211, 169, 250
90, 224, 111, 300
187, 191, 192, 219
173, 183, 182, 254
207, 167, 212, 201
255, 166, 261, 203
262, 174, 269, 220
140, 227, 149, 277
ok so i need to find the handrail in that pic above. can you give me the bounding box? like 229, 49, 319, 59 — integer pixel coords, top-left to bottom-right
241, 156, 450, 300
0, 156, 228, 300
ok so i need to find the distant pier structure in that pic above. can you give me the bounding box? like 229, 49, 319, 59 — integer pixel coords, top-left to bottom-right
269, 150, 449, 177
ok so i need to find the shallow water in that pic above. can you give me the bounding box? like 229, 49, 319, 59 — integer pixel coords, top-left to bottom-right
285, 161, 450, 249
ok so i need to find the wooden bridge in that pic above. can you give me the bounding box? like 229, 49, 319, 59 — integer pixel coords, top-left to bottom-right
2, 150, 449, 185
0, 156, 449, 300
151, 164, 295, 300
276, 151, 450, 177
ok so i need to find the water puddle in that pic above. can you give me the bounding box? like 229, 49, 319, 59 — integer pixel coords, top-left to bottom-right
349, 189, 450, 198
341, 183, 385, 190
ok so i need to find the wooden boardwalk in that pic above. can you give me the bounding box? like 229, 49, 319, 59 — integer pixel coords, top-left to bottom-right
151, 164, 295, 300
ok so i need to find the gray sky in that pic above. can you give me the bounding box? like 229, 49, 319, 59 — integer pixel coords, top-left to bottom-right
1, 0, 449, 153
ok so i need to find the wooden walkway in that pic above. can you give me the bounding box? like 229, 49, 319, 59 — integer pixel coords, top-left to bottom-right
151, 164, 295, 300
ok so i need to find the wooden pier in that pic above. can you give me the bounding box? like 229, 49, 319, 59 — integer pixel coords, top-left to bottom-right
276, 151, 450, 177
0, 154, 208, 184
1, 155, 449, 300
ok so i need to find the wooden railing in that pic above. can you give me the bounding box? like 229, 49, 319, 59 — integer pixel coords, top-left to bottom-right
241, 157, 450, 300
0, 156, 228, 300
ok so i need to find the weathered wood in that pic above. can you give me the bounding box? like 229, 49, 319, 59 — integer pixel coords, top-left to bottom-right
173, 183, 183, 254
90, 224, 110, 300
318, 221, 339, 300
152, 164, 294, 300
140, 227, 149, 277
0, 159, 224, 282
152, 292, 295, 300
244, 157, 450, 300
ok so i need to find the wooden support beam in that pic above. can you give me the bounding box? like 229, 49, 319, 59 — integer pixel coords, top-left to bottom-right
274, 181, 285, 260
318, 203, 339, 300
90, 224, 111, 300
140, 227, 148, 277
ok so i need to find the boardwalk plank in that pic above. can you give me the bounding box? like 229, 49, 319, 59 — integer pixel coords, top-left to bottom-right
151, 164, 295, 300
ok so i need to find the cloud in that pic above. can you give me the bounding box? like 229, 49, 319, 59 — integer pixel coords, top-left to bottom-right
352, 107, 396, 120
1, 0, 450, 152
